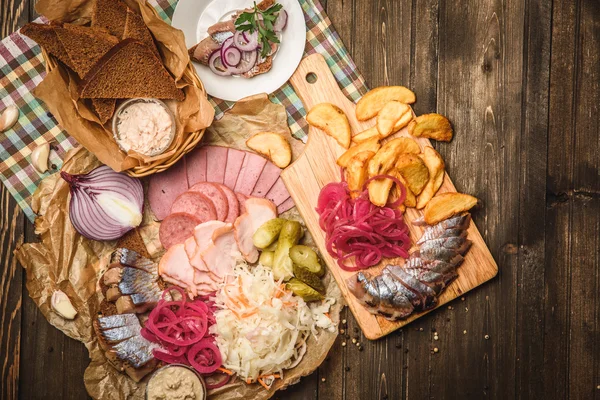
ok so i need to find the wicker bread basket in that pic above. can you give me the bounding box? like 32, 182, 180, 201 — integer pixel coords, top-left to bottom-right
41, 34, 207, 178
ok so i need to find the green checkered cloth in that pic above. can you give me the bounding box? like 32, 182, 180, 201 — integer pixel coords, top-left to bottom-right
0, 0, 368, 222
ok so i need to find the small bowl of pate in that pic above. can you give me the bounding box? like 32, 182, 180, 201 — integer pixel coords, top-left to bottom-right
146, 364, 206, 400
113, 98, 176, 157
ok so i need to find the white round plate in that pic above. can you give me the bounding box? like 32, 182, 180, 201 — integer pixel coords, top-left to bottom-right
172, 0, 306, 102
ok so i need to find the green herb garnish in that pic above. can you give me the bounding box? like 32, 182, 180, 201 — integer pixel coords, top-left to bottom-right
235, 2, 284, 58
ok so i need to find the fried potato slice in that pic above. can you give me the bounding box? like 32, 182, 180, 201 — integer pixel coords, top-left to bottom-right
368, 177, 394, 207
307, 103, 352, 148
424, 192, 478, 225
392, 108, 414, 133
352, 127, 380, 144
368, 137, 421, 178
377, 101, 411, 138
346, 151, 376, 196
395, 154, 429, 195
337, 137, 380, 168
408, 113, 453, 142
246, 132, 292, 168
389, 173, 416, 208
416, 146, 445, 209
356, 86, 416, 121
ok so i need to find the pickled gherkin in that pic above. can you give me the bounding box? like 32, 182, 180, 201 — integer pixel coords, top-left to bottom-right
253, 218, 286, 249
259, 251, 274, 267
272, 220, 303, 281
293, 264, 325, 294
287, 278, 324, 302
290, 245, 324, 277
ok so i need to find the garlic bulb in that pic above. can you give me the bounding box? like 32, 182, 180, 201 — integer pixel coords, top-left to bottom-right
51, 290, 77, 320
31, 142, 51, 174
0, 105, 19, 132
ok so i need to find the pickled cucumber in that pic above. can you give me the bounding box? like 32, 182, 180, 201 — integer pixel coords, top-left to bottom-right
253, 218, 285, 249
290, 245, 324, 277
259, 251, 274, 267
293, 264, 325, 294
287, 278, 324, 302
272, 220, 303, 281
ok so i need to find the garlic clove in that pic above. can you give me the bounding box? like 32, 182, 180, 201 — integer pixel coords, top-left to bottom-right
0, 105, 19, 132
31, 142, 51, 174
51, 290, 77, 320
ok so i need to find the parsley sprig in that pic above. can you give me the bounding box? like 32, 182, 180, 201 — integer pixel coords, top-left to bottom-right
235, 2, 284, 58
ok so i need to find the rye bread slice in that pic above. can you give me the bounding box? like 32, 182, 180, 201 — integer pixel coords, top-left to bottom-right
91, 98, 117, 124
55, 23, 119, 78
92, 0, 128, 38
80, 39, 184, 101
123, 8, 159, 57
20, 22, 76, 70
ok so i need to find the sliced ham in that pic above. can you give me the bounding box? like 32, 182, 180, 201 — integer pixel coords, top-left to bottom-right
190, 221, 229, 272
148, 158, 189, 221
265, 177, 290, 206
201, 224, 239, 279
277, 197, 295, 214
205, 146, 228, 184
234, 153, 267, 195
251, 162, 281, 197
186, 146, 208, 187
158, 243, 197, 297
189, 182, 229, 222
223, 149, 246, 189
234, 198, 278, 263
159, 213, 201, 250
216, 184, 241, 223
171, 192, 217, 222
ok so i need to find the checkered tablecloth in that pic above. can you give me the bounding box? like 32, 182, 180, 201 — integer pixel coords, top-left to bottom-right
0, 0, 368, 222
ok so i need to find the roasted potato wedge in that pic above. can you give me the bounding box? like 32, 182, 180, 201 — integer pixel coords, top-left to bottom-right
408, 113, 453, 142
368, 137, 420, 177
352, 127, 380, 144
337, 137, 380, 168
416, 147, 445, 209
389, 173, 416, 208
424, 192, 478, 225
377, 101, 411, 137
356, 86, 416, 121
307, 103, 352, 148
246, 132, 292, 168
368, 177, 394, 207
395, 154, 430, 195
347, 151, 376, 195
393, 108, 413, 132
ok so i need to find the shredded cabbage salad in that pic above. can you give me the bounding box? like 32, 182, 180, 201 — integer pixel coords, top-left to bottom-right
210, 263, 336, 383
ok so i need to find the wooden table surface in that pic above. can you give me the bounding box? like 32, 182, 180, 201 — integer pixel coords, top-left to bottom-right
1, 0, 599, 399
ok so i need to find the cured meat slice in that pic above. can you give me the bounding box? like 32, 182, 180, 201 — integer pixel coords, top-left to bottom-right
216, 184, 240, 223
265, 177, 290, 206
236, 193, 249, 214
190, 221, 228, 272
189, 182, 229, 221
171, 192, 217, 222
234, 198, 277, 263
205, 146, 228, 184
251, 162, 281, 197
159, 213, 201, 250
277, 197, 295, 214
234, 152, 267, 195
158, 243, 197, 296
201, 225, 239, 278
148, 158, 189, 221
223, 148, 246, 189
186, 146, 208, 187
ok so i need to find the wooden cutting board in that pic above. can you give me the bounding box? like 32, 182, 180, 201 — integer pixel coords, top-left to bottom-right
281, 54, 498, 340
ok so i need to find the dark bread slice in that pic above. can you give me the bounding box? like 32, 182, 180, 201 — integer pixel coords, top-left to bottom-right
80, 39, 184, 101
92, 0, 128, 38
20, 22, 76, 70
55, 23, 119, 78
123, 7, 159, 57
91, 98, 117, 124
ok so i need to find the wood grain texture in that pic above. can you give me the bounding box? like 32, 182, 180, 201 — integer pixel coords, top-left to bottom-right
282, 53, 498, 340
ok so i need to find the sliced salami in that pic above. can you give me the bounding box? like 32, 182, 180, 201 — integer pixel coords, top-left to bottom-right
265, 177, 290, 206
252, 161, 281, 197
159, 213, 201, 250
186, 146, 208, 187
216, 184, 240, 223
236, 192, 249, 214
171, 192, 217, 222
189, 182, 229, 222
234, 153, 267, 195
148, 158, 189, 221
205, 146, 228, 184
223, 148, 246, 189
277, 197, 295, 214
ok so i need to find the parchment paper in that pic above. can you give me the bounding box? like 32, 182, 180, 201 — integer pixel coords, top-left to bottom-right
15, 95, 343, 400
33, 0, 214, 172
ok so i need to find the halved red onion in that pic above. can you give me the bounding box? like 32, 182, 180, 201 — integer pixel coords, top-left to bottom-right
61, 166, 143, 241
209, 51, 232, 76
274, 10, 288, 32
235, 30, 259, 51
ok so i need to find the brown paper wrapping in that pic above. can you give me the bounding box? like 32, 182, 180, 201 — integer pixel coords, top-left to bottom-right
15, 96, 344, 400
33, 0, 214, 172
